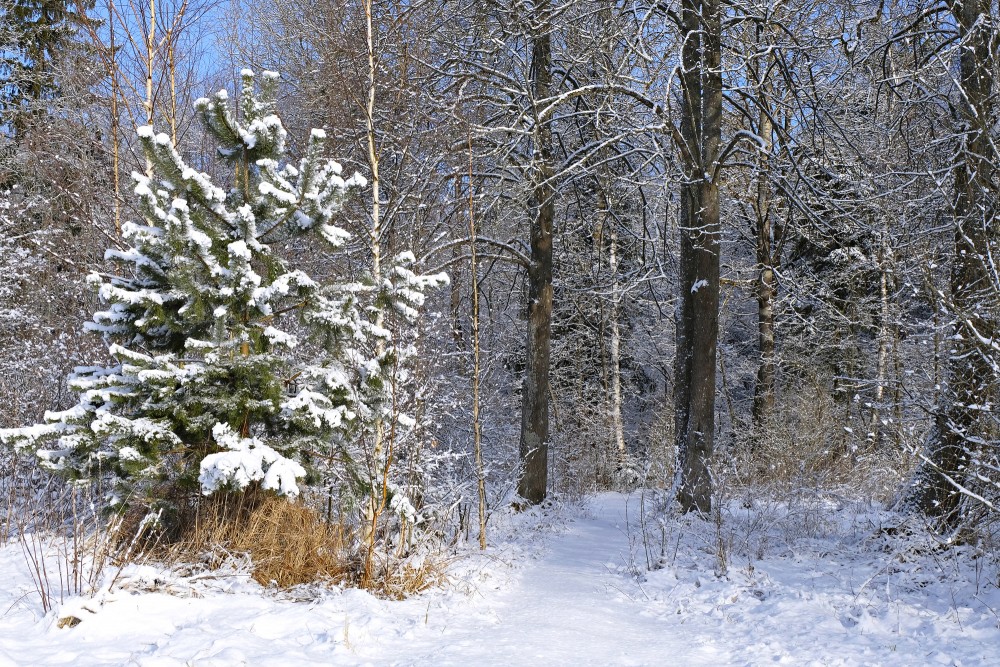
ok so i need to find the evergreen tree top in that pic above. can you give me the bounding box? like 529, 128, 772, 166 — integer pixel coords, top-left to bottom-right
0, 69, 367, 505
1, 0, 96, 138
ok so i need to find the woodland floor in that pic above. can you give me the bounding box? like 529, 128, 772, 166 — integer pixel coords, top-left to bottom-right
2, 493, 1000, 666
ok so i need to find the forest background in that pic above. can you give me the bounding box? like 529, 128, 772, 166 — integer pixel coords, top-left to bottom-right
1, 0, 999, 594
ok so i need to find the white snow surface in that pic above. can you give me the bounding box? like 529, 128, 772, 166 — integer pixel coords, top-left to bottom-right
2, 493, 1000, 666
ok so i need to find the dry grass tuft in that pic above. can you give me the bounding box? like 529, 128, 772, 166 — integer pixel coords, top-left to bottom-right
228, 496, 351, 587
137, 489, 353, 588
114, 488, 452, 596
362, 551, 448, 600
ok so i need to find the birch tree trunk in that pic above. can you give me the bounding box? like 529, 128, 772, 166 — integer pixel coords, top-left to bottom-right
361, 0, 386, 577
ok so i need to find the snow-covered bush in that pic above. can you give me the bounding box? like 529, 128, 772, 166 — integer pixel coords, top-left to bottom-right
0, 71, 445, 540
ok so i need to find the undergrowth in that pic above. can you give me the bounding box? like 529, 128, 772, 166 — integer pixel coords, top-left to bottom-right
2, 453, 450, 613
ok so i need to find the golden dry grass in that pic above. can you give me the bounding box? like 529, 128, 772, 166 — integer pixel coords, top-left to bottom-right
117, 488, 449, 595
362, 551, 447, 600
224, 496, 351, 587
128, 490, 352, 588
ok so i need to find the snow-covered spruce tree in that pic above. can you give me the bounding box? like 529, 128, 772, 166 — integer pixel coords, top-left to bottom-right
0, 70, 411, 527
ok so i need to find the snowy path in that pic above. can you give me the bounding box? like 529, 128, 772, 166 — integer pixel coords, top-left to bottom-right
2, 492, 1000, 666
387, 493, 729, 666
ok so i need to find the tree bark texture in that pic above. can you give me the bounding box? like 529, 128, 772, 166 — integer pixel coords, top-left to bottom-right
517, 0, 555, 504
752, 107, 777, 429
674, 0, 722, 513
909, 0, 997, 526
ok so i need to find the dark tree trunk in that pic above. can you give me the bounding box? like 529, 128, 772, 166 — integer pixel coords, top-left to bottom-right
518, 0, 555, 504
908, 0, 996, 526
674, 0, 722, 513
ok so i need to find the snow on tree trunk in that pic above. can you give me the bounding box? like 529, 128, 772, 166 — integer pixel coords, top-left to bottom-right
517, 0, 555, 505
906, 1, 998, 527
673, 0, 722, 514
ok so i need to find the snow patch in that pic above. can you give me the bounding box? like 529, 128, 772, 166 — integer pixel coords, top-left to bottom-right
690, 278, 709, 293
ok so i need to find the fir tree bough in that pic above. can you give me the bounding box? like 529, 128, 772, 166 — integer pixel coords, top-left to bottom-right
0, 70, 447, 531
0, 0, 93, 138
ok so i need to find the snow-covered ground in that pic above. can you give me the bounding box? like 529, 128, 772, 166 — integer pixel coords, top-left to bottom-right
2, 493, 999, 666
